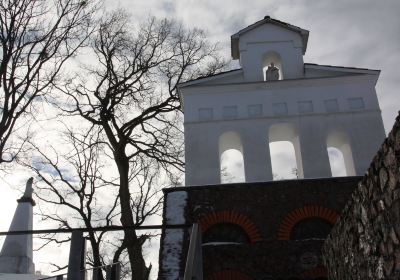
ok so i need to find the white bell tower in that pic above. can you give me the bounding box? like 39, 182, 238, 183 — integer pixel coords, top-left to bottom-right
179, 16, 386, 186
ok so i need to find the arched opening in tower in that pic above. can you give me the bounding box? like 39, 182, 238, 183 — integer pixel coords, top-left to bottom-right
219, 131, 246, 183
327, 147, 346, 177
268, 123, 304, 180
269, 141, 298, 180
326, 131, 355, 176
262, 51, 283, 81
220, 149, 245, 183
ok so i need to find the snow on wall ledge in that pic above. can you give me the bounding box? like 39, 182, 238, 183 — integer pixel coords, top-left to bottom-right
161, 191, 188, 280
166, 191, 187, 225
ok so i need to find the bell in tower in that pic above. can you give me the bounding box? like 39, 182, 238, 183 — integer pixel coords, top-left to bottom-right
265, 62, 280, 81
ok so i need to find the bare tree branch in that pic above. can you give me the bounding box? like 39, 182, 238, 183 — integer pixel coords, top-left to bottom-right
0, 0, 100, 164
54, 10, 225, 279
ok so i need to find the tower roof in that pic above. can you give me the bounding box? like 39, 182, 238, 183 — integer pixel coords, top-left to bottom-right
231, 16, 309, 59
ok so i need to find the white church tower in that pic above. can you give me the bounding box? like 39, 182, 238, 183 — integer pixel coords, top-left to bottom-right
179, 16, 385, 186
0, 178, 35, 274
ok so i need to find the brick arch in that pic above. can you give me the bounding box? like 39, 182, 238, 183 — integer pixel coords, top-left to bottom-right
299, 265, 328, 279
199, 210, 262, 242
277, 205, 339, 240
205, 270, 253, 280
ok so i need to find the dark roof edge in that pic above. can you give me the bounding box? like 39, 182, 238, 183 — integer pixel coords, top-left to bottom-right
177, 63, 379, 89
305, 63, 380, 73
232, 16, 309, 38
178, 68, 242, 88
162, 176, 363, 193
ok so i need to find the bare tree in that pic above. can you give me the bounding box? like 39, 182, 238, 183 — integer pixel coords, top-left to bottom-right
25, 126, 163, 279
25, 127, 116, 279
0, 0, 99, 164
55, 10, 225, 279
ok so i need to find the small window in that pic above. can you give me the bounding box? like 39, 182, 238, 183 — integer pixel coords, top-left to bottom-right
198, 108, 213, 121
273, 102, 288, 116
222, 106, 238, 119
248, 104, 263, 117
348, 97, 365, 110
324, 99, 339, 113
298, 101, 313, 114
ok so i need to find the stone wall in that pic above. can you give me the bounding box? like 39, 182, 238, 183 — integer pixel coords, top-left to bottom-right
323, 113, 400, 279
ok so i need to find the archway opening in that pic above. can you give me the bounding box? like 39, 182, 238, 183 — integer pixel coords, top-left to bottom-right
327, 131, 355, 176
327, 147, 346, 177
220, 149, 245, 183
219, 132, 245, 183
278, 206, 339, 240
290, 218, 333, 240
203, 223, 250, 245
263, 51, 283, 81
269, 123, 304, 180
199, 210, 263, 243
269, 141, 298, 180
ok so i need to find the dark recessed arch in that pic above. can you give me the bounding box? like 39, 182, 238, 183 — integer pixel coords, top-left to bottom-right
203, 222, 250, 244
277, 205, 339, 240
199, 210, 262, 243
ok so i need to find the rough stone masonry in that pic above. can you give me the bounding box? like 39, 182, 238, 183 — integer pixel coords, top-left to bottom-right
323, 112, 400, 280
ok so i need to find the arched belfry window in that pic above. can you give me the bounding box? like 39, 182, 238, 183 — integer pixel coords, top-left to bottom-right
268, 123, 304, 180
263, 51, 283, 81
327, 147, 346, 177
326, 131, 356, 176
219, 131, 245, 183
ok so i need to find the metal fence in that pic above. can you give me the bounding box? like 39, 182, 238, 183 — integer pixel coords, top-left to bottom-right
0, 224, 191, 280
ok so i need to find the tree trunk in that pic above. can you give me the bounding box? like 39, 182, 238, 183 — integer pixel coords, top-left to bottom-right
88, 232, 104, 280
115, 152, 150, 280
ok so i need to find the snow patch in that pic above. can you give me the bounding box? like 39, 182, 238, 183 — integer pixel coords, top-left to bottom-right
160, 191, 188, 279
161, 229, 184, 280
166, 191, 187, 225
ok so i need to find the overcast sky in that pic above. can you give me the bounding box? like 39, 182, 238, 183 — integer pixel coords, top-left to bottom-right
1, 0, 399, 278
108, 0, 400, 130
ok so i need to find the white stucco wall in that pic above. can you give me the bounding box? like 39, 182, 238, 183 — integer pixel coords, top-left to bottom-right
238, 24, 305, 81
182, 74, 385, 186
